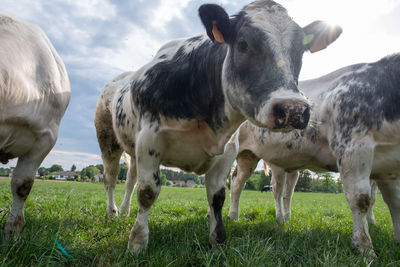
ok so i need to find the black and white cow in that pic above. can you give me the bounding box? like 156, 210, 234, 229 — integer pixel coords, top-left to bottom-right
95, 0, 340, 253
0, 14, 71, 238
228, 53, 400, 257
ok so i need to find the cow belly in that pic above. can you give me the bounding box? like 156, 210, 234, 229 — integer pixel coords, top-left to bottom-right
372, 144, 400, 177
161, 143, 213, 174
0, 124, 36, 161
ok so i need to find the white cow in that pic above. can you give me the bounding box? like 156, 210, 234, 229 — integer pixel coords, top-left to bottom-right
0, 14, 70, 238
228, 53, 400, 257
95, 1, 340, 253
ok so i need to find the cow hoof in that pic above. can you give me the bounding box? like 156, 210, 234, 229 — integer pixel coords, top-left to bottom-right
209, 229, 226, 247
128, 223, 149, 254
363, 249, 377, 263
127, 241, 147, 255
4, 215, 23, 241
106, 206, 119, 217
276, 216, 286, 224
283, 213, 291, 222
227, 212, 239, 221
119, 205, 130, 216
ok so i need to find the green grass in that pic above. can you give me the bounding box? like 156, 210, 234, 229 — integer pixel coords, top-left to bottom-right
0, 179, 399, 266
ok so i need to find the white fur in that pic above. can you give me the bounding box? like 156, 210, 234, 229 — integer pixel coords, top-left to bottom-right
0, 13, 70, 239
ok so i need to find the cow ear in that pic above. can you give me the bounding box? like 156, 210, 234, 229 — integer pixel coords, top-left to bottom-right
198, 4, 230, 44
303, 21, 342, 53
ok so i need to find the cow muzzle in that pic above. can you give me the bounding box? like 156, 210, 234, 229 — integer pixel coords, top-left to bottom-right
272, 101, 310, 130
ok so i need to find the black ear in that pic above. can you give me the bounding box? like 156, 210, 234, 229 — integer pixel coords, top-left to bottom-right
198, 4, 230, 44
303, 21, 342, 53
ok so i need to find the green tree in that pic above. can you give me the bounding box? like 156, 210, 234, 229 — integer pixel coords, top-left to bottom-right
244, 170, 271, 191
0, 168, 9, 177
160, 171, 167, 186
38, 167, 49, 176
295, 170, 313, 192
96, 164, 104, 174
49, 164, 64, 173
70, 164, 77, 172
80, 166, 100, 181
193, 175, 201, 185
320, 172, 337, 193
118, 163, 128, 180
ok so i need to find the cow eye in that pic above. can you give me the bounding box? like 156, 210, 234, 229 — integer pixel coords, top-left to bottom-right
238, 40, 248, 52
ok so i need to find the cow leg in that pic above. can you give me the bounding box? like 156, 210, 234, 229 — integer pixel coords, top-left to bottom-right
338, 138, 375, 257
282, 171, 299, 221
376, 179, 400, 243
127, 133, 161, 253
4, 132, 55, 239
102, 150, 123, 217
120, 155, 137, 216
228, 150, 259, 220
368, 179, 377, 225
270, 165, 287, 224
206, 140, 238, 247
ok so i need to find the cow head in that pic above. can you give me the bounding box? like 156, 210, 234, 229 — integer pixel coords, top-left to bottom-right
199, 1, 342, 131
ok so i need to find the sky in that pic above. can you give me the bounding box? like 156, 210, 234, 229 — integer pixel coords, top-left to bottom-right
1, 0, 399, 171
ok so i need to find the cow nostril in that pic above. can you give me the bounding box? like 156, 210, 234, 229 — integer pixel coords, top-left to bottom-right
301, 106, 310, 125
273, 104, 287, 127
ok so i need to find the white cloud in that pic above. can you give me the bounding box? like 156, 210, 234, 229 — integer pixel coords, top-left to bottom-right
150, 0, 189, 31
41, 150, 102, 170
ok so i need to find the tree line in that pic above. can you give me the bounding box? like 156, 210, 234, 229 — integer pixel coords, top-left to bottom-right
241, 169, 343, 193
1, 164, 343, 193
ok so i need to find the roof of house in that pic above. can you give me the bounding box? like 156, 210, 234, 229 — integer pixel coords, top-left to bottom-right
52, 171, 79, 176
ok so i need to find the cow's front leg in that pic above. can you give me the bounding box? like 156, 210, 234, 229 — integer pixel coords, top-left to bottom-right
206, 141, 238, 246
270, 165, 286, 224
338, 137, 376, 258
127, 134, 161, 253
120, 154, 137, 216
228, 150, 259, 220
282, 171, 299, 222
5, 132, 55, 239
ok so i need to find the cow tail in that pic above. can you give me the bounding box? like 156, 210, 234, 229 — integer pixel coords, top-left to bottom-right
231, 165, 238, 181
262, 161, 270, 176
124, 152, 131, 169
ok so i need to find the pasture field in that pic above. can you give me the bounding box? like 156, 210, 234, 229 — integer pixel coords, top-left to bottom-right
0, 179, 399, 266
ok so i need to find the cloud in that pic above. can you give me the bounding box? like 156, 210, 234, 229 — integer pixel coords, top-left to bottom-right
40, 150, 102, 170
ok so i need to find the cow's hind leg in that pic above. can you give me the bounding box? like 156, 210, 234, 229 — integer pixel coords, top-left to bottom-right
228, 150, 259, 220
95, 106, 123, 217
120, 154, 137, 216
282, 171, 299, 222
376, 179, 400, 243
270, 164, 287, 224
102, 148, 122, 217
4, 132, 55, 239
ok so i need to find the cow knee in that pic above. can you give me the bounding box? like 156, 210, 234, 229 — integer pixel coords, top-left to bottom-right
356, 193, 371, 213
13, 178, 34, 201
138, 185, 157, 209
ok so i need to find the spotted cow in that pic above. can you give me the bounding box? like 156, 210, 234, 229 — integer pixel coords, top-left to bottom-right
228, 54, 400, 257
95, 0, 341, 253
0, 13, 71, 238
